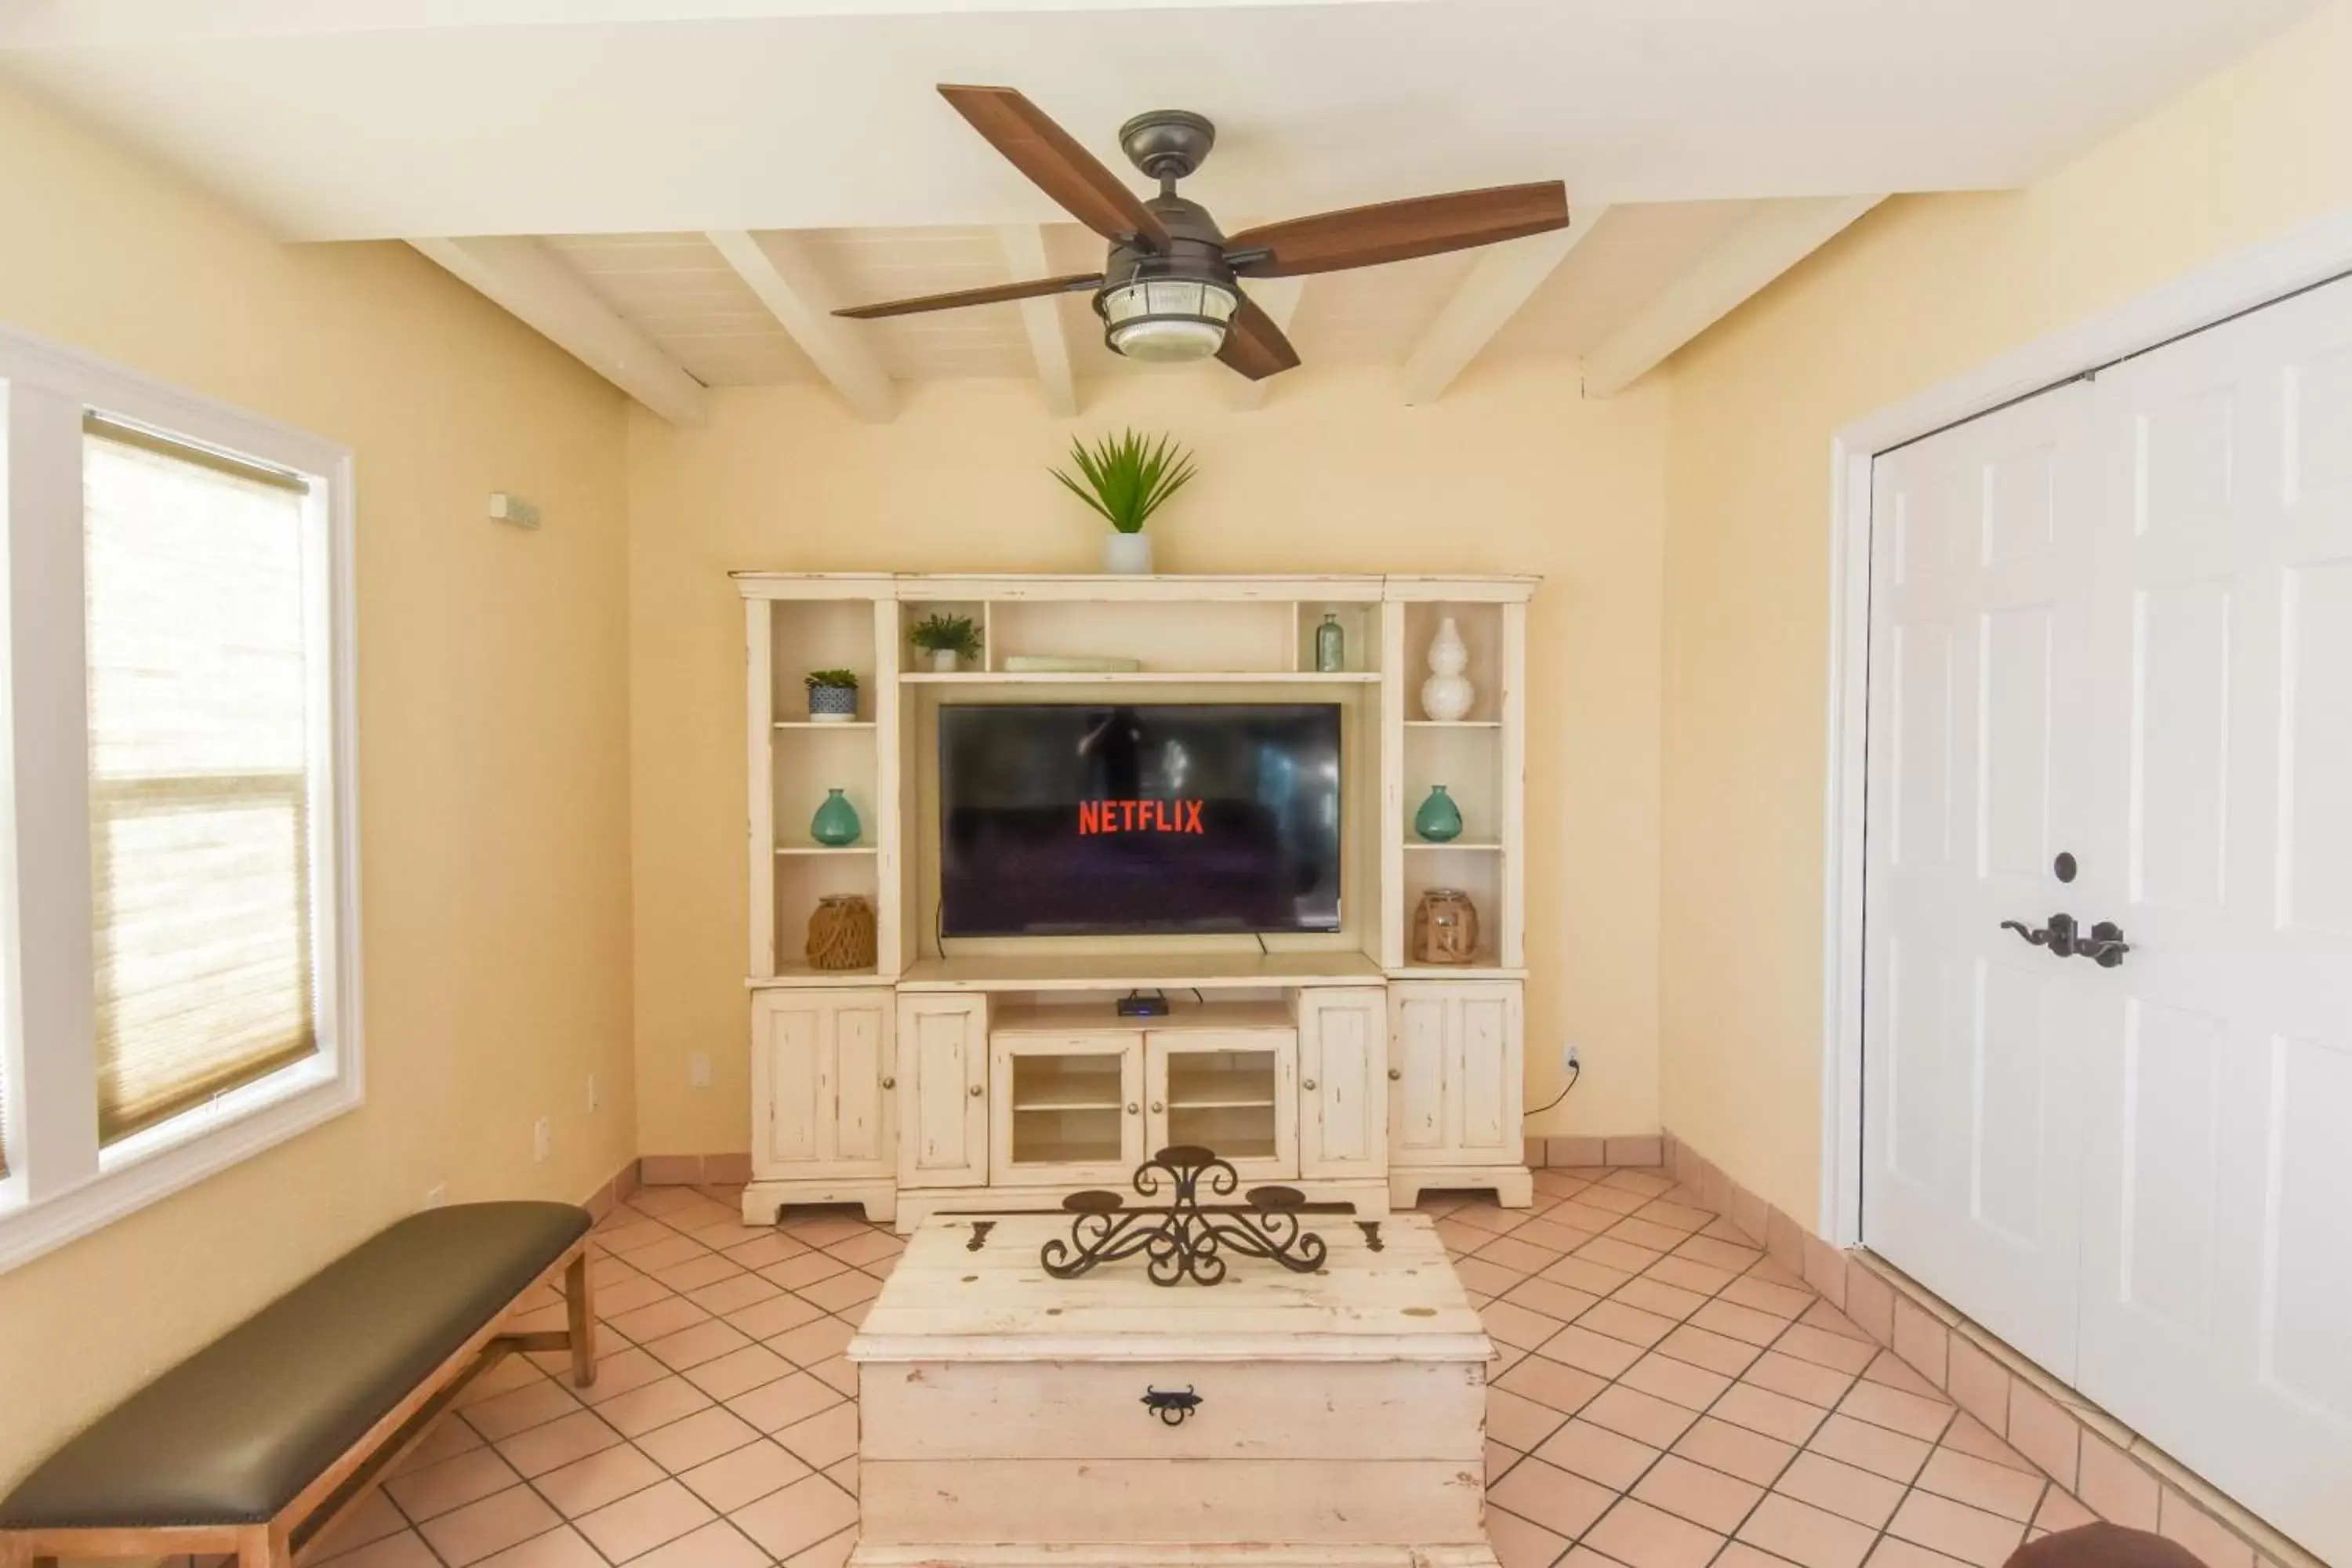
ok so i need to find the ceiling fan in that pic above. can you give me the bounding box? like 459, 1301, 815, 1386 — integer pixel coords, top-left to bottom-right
833, 85, 1572, 381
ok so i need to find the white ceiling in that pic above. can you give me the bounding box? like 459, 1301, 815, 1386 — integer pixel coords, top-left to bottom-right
0, 0, 2318, 241
0, 0, 2318, 411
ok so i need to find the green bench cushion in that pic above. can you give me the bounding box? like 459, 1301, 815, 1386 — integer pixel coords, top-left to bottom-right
0, 1200, 590, 1530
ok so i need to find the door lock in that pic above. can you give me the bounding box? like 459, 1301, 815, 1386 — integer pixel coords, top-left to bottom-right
1999, 911, 2130, 967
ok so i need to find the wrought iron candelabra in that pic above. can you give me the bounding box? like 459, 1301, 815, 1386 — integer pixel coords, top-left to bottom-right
1040, 1145, 1333, 1287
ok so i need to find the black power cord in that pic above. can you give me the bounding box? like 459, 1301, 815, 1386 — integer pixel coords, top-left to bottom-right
1525, 1060, 1581, 1118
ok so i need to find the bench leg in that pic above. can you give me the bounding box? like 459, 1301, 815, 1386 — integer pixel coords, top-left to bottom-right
564, 1250, 597, 1388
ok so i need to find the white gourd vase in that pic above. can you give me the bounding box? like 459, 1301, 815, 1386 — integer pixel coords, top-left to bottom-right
1420, 615, 1475, 721
1103, 532, 1153, 575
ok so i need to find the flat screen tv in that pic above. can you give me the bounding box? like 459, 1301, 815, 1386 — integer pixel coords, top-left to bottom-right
938, 703, 1342, 938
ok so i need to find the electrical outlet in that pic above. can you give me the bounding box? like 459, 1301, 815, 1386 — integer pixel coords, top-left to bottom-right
587, 1072, 601, 1113
690, 1053, 712, 1089
423, 1184, 446, 1209
532, 1117, 551, 1163
1563, 1042, 1582, 1073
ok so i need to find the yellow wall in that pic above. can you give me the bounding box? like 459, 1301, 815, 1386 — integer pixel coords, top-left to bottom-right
0, 83, 639, 1486
1658, 0, 2352, 1223
626, 364, 1672, 1156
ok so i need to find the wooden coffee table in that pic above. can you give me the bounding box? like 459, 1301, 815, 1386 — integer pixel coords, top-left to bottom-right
847, 1209, 1497, 1568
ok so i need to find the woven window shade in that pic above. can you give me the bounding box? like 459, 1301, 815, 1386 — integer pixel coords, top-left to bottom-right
83, 422, 318, 1146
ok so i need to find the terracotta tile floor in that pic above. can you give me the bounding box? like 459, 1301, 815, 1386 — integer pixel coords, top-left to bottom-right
289, 1167, 2099, 1568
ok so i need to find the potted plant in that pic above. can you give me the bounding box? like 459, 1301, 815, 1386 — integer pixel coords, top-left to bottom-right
909, 612, 982, 673
804, 668, 859, 722
1051, 428, 1197, 574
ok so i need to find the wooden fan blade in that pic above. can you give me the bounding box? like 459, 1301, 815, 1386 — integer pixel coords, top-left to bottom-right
1226, 181, 1569, 278
834, 272, 1102, 320
938, 85, 1173, 249
1217, 290, 1301, 382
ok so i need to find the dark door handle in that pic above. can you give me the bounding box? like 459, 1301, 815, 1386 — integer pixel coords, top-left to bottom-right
2001, 912, 2129, 967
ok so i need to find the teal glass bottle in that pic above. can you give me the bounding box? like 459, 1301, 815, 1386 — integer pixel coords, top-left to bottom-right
811, 788, 862, 848
1314, 612, 1346, 673
1413, 784, 1463, 843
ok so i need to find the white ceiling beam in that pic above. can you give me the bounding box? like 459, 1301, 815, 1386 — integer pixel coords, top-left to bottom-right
706, 230, 896, 423
1401, 205, 1613, 405
1581, 194, 1886, 398
409, 235, 708, 427
996, 224, 1079, 419
1227, 275, 1308, 412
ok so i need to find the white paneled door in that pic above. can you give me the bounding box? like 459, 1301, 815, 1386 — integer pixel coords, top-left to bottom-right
1864, 274, 2352, 1566
1864, 381, 2097, 1381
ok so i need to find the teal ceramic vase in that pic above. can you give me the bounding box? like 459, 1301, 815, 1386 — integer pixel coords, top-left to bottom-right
811, 788, 862, 848
1413, 784, 1464, 843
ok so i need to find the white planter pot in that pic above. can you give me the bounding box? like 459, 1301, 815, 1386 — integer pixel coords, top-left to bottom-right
928, 648, 960, 673
1103, 532, 1154, 575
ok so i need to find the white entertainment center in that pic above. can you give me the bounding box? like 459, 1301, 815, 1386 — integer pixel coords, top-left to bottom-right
737, 572, 1536, 1230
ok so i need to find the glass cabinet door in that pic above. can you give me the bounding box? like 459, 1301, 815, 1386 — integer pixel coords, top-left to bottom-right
989, 1033, 1144, 1187
1145, 1030, 1298, 1180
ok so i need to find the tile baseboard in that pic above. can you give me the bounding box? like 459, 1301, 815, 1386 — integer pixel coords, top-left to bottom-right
1661, 1129, 2324, 1568
1523, 1133, 1663, 1168
578, 1156, 643, 1222
636, 1152, 754, 1188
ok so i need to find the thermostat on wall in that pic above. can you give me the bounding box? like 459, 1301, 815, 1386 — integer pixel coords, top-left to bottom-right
488, 492, 541, 529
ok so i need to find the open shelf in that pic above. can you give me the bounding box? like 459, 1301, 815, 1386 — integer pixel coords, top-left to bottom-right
902, 951, 1382, 992
1403, 839, 1503, 852
1404, 719, 1501, 729
747, 964, 880, 989
901, 670, 1378, 685
775, 720, 875, 731
775, 844, 878, 856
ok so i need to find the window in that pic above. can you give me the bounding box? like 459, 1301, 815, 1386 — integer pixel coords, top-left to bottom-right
0, 325, 358, 1273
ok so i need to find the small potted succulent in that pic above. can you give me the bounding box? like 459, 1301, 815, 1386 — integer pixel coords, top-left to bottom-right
804, 668, 859, 722
1052, 428, 1197, 574
909, 612, 982, 673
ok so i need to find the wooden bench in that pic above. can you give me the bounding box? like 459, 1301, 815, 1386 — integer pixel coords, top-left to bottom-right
0, 1201, 597, 1568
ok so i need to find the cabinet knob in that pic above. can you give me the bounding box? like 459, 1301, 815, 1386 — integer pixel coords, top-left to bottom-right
1301, 1078, 1317, 1091
968, 1083, 985, 1098
1150, 1100, 1163, 1114
881, 1076, 895, 1090
1388, 1067, 1403, 1080
1126, 1102, 1139, 1116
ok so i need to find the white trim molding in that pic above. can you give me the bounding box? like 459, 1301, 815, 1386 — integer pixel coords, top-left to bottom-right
1817, 201, 2352, 1246
0, 319, 365, 1276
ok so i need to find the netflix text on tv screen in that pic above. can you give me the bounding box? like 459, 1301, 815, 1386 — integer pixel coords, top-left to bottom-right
937, 704, 1343, 938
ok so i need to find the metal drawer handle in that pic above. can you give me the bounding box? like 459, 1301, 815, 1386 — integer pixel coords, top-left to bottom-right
1301, 1078, 1317, 1091
1142, 1385, 1202, 1426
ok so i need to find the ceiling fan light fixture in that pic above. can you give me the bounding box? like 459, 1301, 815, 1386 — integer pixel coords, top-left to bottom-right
1099, 274, 1239, 363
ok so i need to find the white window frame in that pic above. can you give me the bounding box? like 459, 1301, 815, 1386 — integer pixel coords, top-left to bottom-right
0, 321, 361, 1276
